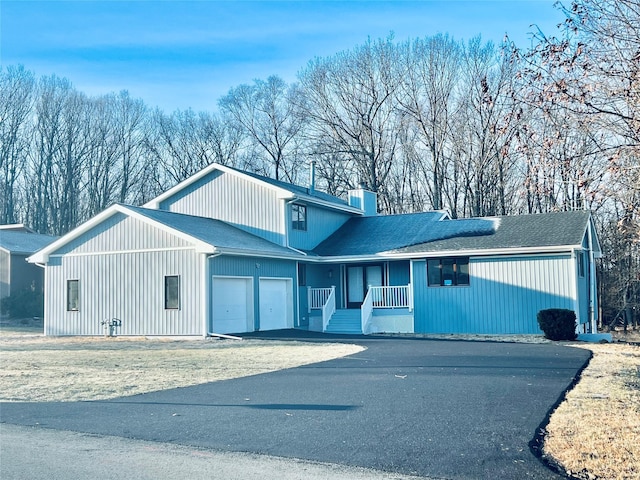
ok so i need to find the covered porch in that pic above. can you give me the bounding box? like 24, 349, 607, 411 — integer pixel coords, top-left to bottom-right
300, 261, 414, 334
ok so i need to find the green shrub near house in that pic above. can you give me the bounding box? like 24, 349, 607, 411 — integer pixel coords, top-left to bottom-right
537, 308, 578, 341
0, 289, 44, 319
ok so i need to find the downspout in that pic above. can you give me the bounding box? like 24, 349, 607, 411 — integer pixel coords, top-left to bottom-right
589, 247, 597, 333
570, 248, 581, 332
587, 221, 598, 333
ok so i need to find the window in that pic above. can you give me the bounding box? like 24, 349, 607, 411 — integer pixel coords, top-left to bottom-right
292, 204, 307, 231
164, 275, 180, 310
67, 279, 79, 311
427, 258, 470, 287
298, 263, 307, 286
578, 252, 585, 277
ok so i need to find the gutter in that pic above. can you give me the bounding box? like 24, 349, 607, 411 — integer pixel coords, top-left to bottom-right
310, 245, 584, 263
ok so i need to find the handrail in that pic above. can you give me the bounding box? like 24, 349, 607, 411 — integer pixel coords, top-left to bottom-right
308, 287, 333, 313
322, 286, 336, 332
361, 287, 374, 334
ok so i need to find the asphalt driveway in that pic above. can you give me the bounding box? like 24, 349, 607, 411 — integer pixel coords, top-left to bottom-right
1, 335, 590, 479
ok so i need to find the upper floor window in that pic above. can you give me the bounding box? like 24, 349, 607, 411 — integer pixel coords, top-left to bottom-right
292, 204, 307, 231
578, 251, 585, 277
427, 258, 470, 287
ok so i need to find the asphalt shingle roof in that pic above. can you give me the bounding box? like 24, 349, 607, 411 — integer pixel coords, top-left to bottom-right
0, 230, 58, 254
313, 210, 591, 257
126, 205, 301, 256
313, 211, 478, 256
393, 210, 591, 254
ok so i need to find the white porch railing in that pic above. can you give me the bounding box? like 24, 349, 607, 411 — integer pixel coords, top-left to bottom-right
308, 286, 336, 332
308, 287, 333, 311
369, 285, 413, 310
362, 284, 413, 334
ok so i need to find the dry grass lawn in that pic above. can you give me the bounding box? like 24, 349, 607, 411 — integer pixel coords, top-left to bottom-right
0, 320, 364, 402
543, 336, 640, 480
2, 319, 639, 479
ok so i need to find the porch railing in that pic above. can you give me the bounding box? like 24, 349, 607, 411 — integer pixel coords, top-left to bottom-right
308, 287, 334, 312
308, 286, 336, 332
362, 284, 412, 335
369, 285, 413, 311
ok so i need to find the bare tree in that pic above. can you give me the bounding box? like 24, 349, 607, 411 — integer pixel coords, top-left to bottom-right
455, 37, 522, 217
397, 34, 462, 212
298, 36, 402, 210
219, 76, 305, 182
0, 65, 35, 224
522, 0, 640, 327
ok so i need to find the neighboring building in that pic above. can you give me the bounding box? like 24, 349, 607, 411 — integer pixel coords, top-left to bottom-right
0, 225, 58, 301
28, 163, 602, 336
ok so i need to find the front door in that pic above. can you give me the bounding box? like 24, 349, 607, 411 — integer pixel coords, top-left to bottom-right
347, 265, 383, 308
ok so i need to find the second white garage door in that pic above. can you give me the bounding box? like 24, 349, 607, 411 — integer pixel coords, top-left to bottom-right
212, 277, 253, 334
259, 278, 293, 331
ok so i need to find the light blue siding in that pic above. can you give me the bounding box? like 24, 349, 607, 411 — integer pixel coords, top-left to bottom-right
388, 261, 410, 285
45, 249, 203, 336
54, 213, 192, 254
159, 170, 286, 245
304, 263, 344, 308
288, 204, 351, 250
413, 254, 576, 334
210, 255, 298, 330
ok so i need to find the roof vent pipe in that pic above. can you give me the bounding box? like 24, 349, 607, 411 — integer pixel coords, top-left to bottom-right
309, 160, 316, 193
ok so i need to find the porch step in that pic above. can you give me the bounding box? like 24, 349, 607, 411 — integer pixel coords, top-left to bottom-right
325, 309, 362, 334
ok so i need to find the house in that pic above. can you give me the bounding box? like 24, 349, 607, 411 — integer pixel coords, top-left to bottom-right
27, 163, 602, 336
0, 224, 58, 303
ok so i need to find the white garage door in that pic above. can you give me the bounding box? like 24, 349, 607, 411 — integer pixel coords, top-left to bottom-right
212, 277, 253, 334
259, 278, 292, 331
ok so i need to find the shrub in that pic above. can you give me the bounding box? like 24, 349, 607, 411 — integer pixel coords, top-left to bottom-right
537, 308, 577, 341
0, 289, 44, 318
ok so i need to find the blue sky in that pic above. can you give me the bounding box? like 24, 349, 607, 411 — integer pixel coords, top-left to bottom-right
1, 1, 564, 112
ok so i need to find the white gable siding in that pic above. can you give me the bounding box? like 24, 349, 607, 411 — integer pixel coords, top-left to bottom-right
158, 170, 285, 246
54, 213, 192, 255
413, 254, 576, 334
288, 204, 351, 250
44, 249, 202, 336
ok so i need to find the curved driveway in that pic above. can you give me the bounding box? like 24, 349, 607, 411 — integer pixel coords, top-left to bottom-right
1, 334, 589, 479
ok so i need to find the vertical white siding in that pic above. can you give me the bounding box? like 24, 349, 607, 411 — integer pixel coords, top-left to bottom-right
44, 212, 203, 336
45, 249, 202, 336
413, 254, 576, 334
159, 170, 286, 245
55, 213, 192, 254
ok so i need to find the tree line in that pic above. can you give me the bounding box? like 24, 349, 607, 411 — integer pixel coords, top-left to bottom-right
1, 0, 637, 327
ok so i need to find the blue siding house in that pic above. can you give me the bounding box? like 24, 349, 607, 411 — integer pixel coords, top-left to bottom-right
28, 163, 602, 337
